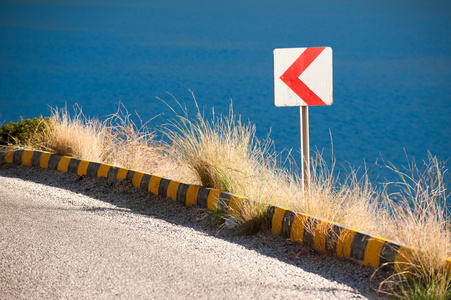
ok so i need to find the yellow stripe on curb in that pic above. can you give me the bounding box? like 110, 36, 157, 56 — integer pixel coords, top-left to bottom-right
167, 180, 180, 201
22, 150, 34, 166
394, 246, 415, 273
364, 237, 388, 268
446, 258, 451, 278
116, 168, 129, 180
336, 228, 358, 258
132, 171, 145, 188
97, 164, 111, 178
271, 206, 289, 235
207, 189, 221, 211
228, 195, 245, 218
4, 150, 14, 163
40, 152, 52, 169
313, 220, 332, 252
290, 213, 310, 244
185, 185, 200, 205
58, 156, 71, 172
148, 175, 162, 195
77, 160, 90, 176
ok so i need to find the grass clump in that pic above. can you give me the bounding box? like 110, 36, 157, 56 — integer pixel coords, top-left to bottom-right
377, 155, 451, 299
101, 104, 194, 181
228, 199, 269, 235
302, 155, 382, 233
163, 98, 277, 192
38, 105, 106, 162
99, 103, 192, 180
101, 103, 160, 171
0, 116, 50, 146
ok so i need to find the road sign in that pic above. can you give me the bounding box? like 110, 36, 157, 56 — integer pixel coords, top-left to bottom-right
273, 46, 333, 191
274, 47, 332, 107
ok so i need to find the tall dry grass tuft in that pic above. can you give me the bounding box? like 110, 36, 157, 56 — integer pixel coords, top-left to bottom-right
37, 105, 106, 162
30, 103, 191, 182
377, 155, 451, 299
100, 103, 194, 182
300, 155, 383, 234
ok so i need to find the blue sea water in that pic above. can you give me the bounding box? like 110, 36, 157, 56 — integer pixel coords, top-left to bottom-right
0, 0, 450, 185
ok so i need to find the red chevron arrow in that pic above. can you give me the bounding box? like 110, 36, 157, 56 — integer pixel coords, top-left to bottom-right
280, 47, 326, 106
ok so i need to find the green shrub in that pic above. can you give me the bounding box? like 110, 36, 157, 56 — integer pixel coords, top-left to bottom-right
0, 116, 50, 145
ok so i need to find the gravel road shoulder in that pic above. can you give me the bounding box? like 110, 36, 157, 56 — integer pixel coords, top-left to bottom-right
0, 163, 390, 299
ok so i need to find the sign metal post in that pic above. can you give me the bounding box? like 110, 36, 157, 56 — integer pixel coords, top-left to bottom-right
301, 106, 310, 188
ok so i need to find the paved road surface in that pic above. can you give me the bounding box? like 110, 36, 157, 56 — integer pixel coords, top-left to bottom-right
0, 164, 384, 299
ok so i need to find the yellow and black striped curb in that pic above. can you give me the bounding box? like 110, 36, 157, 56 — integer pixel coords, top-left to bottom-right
2, 149, 451, 273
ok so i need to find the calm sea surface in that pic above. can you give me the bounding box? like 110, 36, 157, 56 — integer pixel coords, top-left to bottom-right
1, 0, 450, 184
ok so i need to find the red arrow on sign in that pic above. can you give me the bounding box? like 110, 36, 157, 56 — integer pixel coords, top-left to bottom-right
279, 47, 326, 106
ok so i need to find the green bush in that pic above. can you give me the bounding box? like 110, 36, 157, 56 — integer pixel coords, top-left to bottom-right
0, 116, 50, 145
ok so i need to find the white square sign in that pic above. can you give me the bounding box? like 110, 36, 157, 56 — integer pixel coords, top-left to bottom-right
274, 47, 333, 107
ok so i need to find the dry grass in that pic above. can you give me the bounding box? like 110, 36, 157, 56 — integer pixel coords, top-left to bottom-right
30, 103, 192, 182
376, 155, 451, 299
380, 155, 450, 246
299, 155, 383, 233
36, 105, 106, 162
163, 99, 274, 192
100, 103, 194, 182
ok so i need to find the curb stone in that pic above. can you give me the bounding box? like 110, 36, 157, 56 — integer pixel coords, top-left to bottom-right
2, 148, 450, 274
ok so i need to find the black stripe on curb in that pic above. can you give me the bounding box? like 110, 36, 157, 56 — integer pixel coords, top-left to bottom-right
125, 170, 135, 182
197, 187, 211, 208
281, 210, 296, 239
31, 151, 43, 167
12, 150, 24, 164
176, 183, 190, 205
350, 232, 371, 263
107, 166, 119, 180
218, 192, 232, 212
303, 217, 318, 248
140, 174, 151, 190
158, 178, 171, 198
379, 241, 401, 271
48, 154, 61, 170
86, 162, 101, 177
326, 224, 342, 253
68, 158, 81, 174
265, 205, 276, 227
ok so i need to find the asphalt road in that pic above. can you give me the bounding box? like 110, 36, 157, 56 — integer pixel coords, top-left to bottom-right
0, 164, 384, 299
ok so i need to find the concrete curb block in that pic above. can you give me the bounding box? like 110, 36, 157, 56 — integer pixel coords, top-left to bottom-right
3, 148, 451, 274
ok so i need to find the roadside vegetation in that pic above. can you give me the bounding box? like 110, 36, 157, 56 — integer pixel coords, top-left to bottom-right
0, 116, 50, 146
1, 100, 450, 299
